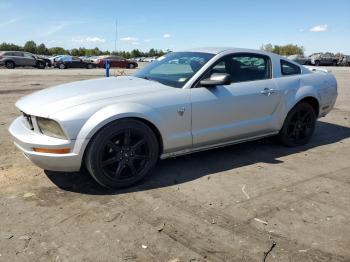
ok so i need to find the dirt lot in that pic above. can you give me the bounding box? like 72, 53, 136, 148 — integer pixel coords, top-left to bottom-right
0, 67, 349, 262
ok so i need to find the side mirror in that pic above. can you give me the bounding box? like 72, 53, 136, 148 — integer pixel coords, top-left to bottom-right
199, 73, 231, 87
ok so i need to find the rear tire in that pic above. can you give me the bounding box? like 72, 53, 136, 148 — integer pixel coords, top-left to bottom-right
87, 64, 94, 69
278, 102, 316, 147
128, 63, 135, 69
85, 120, 159, 188
315, 60, 320, 66
5, 61, 15, 69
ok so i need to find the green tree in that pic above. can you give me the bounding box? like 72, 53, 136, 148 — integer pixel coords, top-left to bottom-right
0, 42, 21, 51
48, 47, 68, 55
148, 48, 157, 57
70, 48, 80, 56
261, 43, 304, 56
130, 49, 142, 58
23, 40, 37, 53
36, 43, 49, 55
260, 43, 274, 53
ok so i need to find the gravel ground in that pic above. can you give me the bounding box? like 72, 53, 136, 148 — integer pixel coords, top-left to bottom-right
0, 67, 349, 262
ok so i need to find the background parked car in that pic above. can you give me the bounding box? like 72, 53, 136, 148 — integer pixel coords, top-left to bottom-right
0, 51, 46, 69
287, 54, 311, 65
50, 55, 65, 64
143, 56, 158, 62
337, 55, 350, 66
35, 55, 52, 67
310, 52, 338, 66
79, 56, 99, 63
54, 56, 96, 69
96, 56, 138, 69
131, 57, 145, 62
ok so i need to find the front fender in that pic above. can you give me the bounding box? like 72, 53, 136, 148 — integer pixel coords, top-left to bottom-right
72, 102, 165, 156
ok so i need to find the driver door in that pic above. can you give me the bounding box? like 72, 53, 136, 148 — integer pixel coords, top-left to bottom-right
71, 57, 82, 68
191, 53, 281, 148
22, 52, 37, 66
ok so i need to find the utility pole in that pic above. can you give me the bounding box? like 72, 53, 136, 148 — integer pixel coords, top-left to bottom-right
114, 17, 118, 54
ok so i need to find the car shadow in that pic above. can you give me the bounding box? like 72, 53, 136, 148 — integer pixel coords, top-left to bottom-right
45, 120, 350, 195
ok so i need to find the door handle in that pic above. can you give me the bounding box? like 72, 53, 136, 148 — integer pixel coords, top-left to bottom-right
260, 88, 276, 96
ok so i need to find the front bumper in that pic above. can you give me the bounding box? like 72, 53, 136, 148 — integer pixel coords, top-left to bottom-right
9, 117, 83, 172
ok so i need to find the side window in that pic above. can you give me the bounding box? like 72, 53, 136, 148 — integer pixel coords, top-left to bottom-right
23, 53, 34, 58
210, 54, 271, 83
12, 52, 23, 57
281, 60, 301, 76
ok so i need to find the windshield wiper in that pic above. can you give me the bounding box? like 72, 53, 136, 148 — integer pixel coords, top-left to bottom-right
140, 76, 159, 83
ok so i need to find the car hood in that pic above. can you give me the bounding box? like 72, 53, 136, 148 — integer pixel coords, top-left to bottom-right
16, 76, 171, 117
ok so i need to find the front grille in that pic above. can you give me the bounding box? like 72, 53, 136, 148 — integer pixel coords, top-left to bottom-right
22, 112, 34, 130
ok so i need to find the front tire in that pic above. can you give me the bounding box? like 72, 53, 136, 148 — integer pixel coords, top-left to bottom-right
128, 63, 135, 69
278, 102, 316, 147
85, 120, 159, 188
5, 61, 15, 69
59, 63, 66, 69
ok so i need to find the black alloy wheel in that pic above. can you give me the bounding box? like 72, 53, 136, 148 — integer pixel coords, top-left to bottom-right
278, 102, 316, 147
5, 61, 15, 69
85, 120, 159, 188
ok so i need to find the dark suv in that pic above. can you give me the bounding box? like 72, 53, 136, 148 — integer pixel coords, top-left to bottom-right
0, 51, 46, 69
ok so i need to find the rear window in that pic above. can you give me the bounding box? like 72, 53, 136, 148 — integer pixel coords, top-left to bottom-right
281, 60, 301, 75
3, 52, 17, 56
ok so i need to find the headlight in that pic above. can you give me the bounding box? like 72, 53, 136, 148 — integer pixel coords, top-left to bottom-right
36, 117, 67, 139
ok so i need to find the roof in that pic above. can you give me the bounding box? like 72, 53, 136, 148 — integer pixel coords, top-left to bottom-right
182, 47, 274, 56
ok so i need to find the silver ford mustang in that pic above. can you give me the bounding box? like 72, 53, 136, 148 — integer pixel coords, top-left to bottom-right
9, 48, 338, 188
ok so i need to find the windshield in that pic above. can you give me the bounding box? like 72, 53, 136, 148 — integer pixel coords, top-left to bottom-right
134, 52, 214, 88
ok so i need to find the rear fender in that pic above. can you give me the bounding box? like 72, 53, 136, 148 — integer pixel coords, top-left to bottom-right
277, 83, 320, 129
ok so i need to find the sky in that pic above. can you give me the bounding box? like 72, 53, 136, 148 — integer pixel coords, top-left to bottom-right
0, 0, 349, 55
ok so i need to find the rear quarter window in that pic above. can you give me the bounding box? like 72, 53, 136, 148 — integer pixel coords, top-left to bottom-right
281, 60, 301, 76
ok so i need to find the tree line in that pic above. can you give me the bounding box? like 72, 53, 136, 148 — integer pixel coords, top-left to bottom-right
0, 40, 306, 57
0, 40, 170, 58
260, 43, 304, 56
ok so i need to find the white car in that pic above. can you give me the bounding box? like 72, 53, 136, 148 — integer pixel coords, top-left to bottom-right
9, 48, 338, 188
143, 56, 157, 62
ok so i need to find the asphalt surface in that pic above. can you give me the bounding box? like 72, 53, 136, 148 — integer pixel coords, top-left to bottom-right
0, 67, 349, 262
